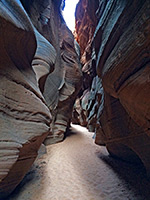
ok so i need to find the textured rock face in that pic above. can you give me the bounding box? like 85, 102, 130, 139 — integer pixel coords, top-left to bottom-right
0, 0, 81, 198
0, 0, 52, 198
24, 0, 82, 144
73, 0, 98, 126
75, 0, 150, 175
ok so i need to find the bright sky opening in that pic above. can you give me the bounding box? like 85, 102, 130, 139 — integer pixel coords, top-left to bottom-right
62, 0, 79, 32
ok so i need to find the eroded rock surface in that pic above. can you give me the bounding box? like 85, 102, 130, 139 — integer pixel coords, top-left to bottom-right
0, 1, 52, 198
73, 0, 98, 127
23, 0, 82, 144
75, 0, 150, 175
0, 0, 82, 198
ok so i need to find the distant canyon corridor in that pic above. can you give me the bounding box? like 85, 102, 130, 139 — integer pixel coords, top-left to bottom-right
0, 0, 150, 199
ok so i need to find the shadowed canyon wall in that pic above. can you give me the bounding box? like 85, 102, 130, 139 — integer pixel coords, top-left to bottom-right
0, 0, 82, 198
75, 0, 150, 175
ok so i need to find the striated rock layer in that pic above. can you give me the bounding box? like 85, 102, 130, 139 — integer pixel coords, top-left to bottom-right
75, 0, 150, 175
0, 0, 82, 198
73, 0, 98, 126
0, 0, 52, 198
23, 0, 82, 144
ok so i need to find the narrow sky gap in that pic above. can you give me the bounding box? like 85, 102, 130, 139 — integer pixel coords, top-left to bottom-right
62, 0, 79, 32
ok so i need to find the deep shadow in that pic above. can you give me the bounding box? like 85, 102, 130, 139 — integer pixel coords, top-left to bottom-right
97, 151, 150, 199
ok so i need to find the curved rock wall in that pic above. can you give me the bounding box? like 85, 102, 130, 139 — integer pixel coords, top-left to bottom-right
0, 0, 82, 198
25, 0, 82, 144
75, 0, 150, 176
0, 1, 51, 198
73, 0, 98, 126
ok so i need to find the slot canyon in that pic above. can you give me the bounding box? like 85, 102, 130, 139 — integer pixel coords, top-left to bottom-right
0, 0, 150, 199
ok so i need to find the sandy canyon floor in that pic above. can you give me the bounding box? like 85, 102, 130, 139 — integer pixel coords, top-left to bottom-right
7, 125, 150, 200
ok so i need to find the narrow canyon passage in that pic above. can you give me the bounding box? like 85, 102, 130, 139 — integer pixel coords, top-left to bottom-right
8, 125, 150, 200
1, 1, 150, 199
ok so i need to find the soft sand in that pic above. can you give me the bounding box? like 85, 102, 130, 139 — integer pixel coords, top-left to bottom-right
8, 125, 150, 200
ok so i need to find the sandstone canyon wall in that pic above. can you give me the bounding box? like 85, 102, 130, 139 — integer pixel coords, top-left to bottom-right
1, 0, 150, 198
0, 0, 82, 198
22, 0, 82, 144
75, 0, 150, 175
